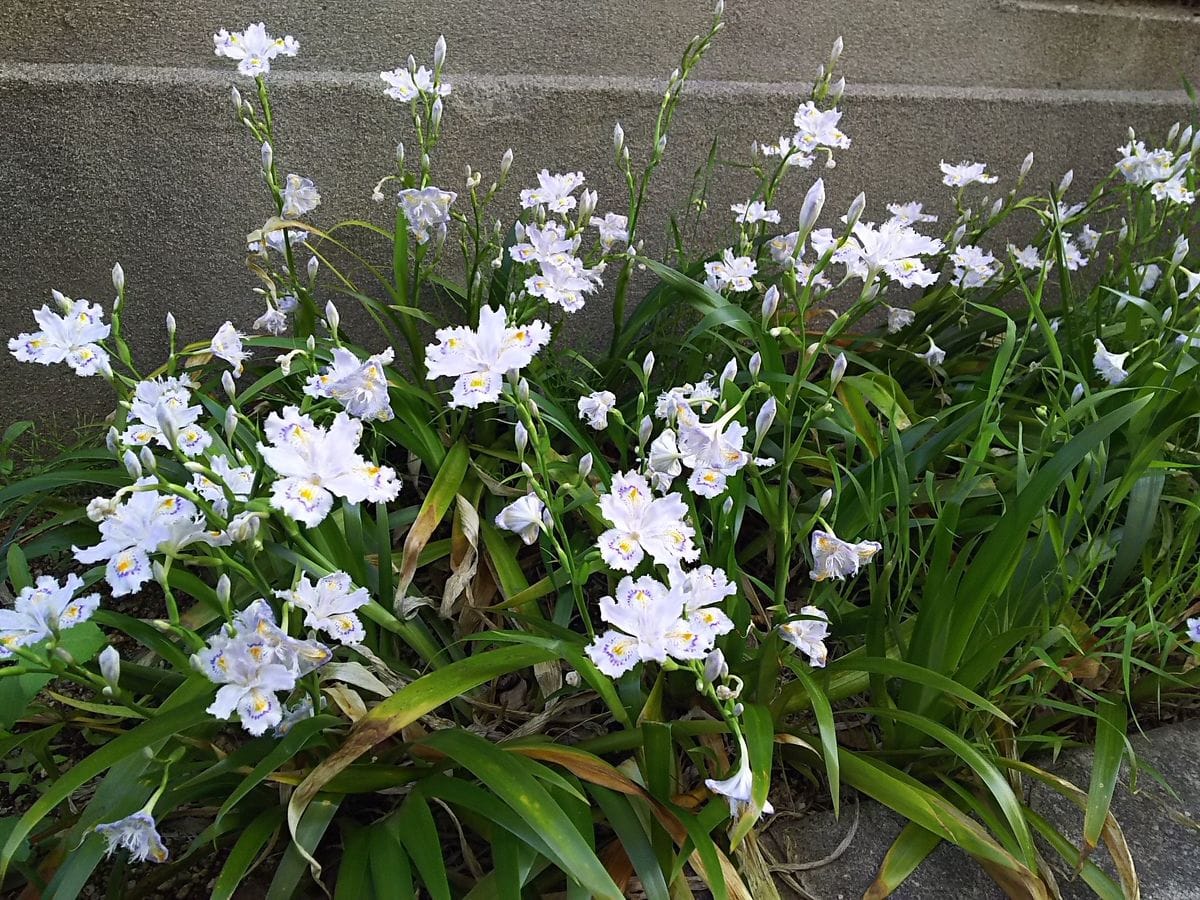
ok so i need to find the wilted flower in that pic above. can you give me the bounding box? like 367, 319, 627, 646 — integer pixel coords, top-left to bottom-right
779, 605, 831, 667
278, 572, 370, 645
1187, 618, 1200, 642
95, 811, 168, 864
919, 336, 946, 368
887, 307, 915, 333
705, 735, 774, 819
281, 174, 321, 218
424, 305, 550, 408
397, 186, 457, 244
210, 322, 250, 377
0, 574, 100, 657
578, 390, 617, 430
213, 23, 298, 77
1093, 339, 1130, 385
494, 493, 548, 545
809, 530, 882, 581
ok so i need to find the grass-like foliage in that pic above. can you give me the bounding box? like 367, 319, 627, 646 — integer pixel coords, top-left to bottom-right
2, 7, 1199, 897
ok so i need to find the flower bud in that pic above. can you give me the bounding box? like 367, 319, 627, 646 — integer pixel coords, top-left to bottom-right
396, 142, 405, 165
732, 702, 744, 717
578, 189, 598, 222
704, 648, 728, 685
761, 284, 780, 319
1181, 125, 1194, 150
151, 619, 172, 633
122, 449, 142, 478
845, 192, 866, 230
520, 461, 534, 480
111, 262, 125, 294
221, 370, 237, 400
714, 0, 724, 16
613, 122, 625, 157
1172, 234, 1189, 266
430, 97, 443, 129
755, 396, 777, 442
798, 178, 825, 237
829, 76, 845, 104
152, 560, 169, 588
638, 416, 653, 446
952, 224, 967, 247
720, 358, 737, 389
106, 426, 119, 453
1019, 151, 1034, 180
722, 496, 734, 516
656, 135, 667, 155
1070, 383, 1085, 403
165, 312, 176, 340
53, 646, 76, 665
830, 352, 847, 389
642, 351, 655, 378
815, 63, 826, 81
139, 445, 157, 473
230, 86, 242, 114
99, 645, 121, 695
578, 452, 593, 479
228, 511, 262, 543
1058, 169, 1074, 195
307, 256, 320, 280
154, 402, 179, 449
565, 670, 581, 687
433, 34, 447, 71
989, 198, 1003, 219
500, 148, 513, 178
829, 36, 844, 66
261, 141, 273, 172
325, 301, 340, 335
748, 351, 762, 379
1168, 122, 1180, 144
819, 488, 833, 510
421, 152, 431, 172
216, 573, 231, 609
517, 377, 531, 403
224, 406, 238, 440
514, 421, 529, 455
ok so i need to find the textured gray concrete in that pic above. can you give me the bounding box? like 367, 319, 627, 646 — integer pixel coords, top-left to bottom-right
0, 2, 1197, 430
769, 719, 1200, 899
1, 1, 1197, 90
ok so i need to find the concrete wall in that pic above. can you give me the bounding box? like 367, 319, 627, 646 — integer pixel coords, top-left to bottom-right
1, 1, 1197, 429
